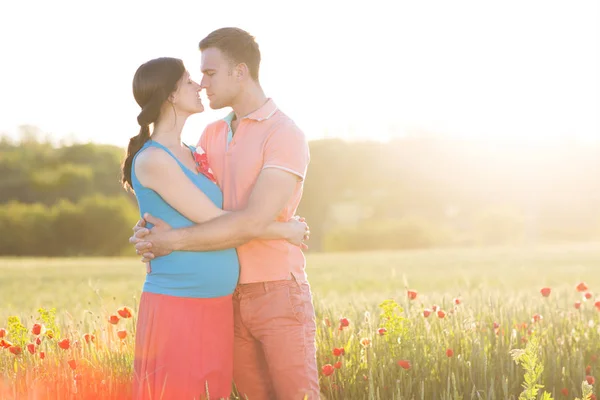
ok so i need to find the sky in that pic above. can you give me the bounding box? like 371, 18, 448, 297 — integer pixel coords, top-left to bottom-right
1, 0, 598, 147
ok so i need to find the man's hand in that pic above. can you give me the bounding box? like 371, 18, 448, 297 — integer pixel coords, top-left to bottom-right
287, 216, 310, 250
129, 213, 175, 263
132, 218, 146, 234
130, 218, 151, 271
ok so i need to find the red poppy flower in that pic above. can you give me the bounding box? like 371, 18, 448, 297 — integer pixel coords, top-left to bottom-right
68, 359, 77, 370
39, 351, 45, 360
117, 330, 127, 340
9, 346, 21, 356
540, 287, 551, 297
332, 347, 345, 357
108, 315, 120, 325
437, 310, 446, 319
575, 301, 582, 309
446, 348, 454, 357
520, 322, 528, 330
432, 305, 439, 312
585, 292, 593, 300
532, 314, 543, 323
397, 359, 411, 370
0, 328, 5, 338
58, 338, 70, 350
586, 365, 592, 374
84, 333, 95, 344
377, 328, 387, 336
35, 337, 42, 346
321, 364, 335, 376
334, 361, 342, 369
423, 309, 432, 318
585, 375, 594, 385
595, 300, 600, 309
339, 318, 350, 327
27, 343, 35, 354
590, 394, 597, 400
454, 298, 461, 305
493, 322, 500, 329
31, 323, 42, 336
117, 306, 133, 319
577, 282, 588, 292
407, 290, 418, 300
560, 388, 568, 396
0, 339, 12, 348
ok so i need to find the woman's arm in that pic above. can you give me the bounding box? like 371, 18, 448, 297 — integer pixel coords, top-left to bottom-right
134, 147, 303, 242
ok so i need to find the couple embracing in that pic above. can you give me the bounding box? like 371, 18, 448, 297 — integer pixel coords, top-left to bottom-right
124, 27, 319, 400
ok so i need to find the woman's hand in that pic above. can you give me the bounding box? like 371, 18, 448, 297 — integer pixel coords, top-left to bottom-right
285, 216, 310, 249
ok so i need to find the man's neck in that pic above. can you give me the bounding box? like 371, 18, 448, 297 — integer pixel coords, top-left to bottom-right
230, 84, 268, 122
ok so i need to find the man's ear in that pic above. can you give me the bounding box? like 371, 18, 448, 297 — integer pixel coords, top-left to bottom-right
236, 63, 249, 80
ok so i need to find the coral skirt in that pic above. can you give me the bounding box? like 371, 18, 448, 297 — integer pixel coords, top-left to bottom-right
133, 291, 234, 400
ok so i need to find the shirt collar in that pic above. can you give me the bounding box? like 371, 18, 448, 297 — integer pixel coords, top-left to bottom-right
222, 98, 279, 124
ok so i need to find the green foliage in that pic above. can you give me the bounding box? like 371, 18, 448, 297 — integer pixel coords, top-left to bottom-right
2, 131, 600, 254
30, 163, 94, 202
0, 136, 124, 206
378, 299, 408, 339
574, 381, 594, 400
37, 307, 60, 338
323, 217, 452, 252
0, 201, 56, 256
510, 336, 554, 400
0, 195, 138, 256
1, 247, 600, 398
7, 316, 28, 347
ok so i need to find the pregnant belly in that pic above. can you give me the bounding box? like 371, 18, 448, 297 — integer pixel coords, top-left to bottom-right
143, 250, 239, 298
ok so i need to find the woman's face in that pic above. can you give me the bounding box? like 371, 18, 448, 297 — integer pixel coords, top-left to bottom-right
172, 71, 204, 115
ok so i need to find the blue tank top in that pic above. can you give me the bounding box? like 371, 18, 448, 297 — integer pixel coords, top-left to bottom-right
131, 140, 239, 298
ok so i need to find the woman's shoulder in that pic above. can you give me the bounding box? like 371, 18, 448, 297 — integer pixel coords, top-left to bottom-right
133, 145, 179, 176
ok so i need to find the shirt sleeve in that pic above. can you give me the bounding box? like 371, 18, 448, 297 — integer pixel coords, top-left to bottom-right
262, 123, 310, 180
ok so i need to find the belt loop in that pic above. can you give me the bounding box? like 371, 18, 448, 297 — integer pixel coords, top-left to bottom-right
290, 272, 300, 288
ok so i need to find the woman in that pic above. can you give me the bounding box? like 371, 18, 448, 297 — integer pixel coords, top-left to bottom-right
121, 57, 308, 400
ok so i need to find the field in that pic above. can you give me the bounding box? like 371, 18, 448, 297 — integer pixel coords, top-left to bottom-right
1, 243, 600, 399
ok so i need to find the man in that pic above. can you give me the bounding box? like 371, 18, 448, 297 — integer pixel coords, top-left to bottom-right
129, 27, 320, 399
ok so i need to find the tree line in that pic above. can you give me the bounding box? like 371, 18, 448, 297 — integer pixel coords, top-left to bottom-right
1, 126, 598, 256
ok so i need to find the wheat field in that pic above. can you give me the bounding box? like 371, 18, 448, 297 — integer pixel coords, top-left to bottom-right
1, 243, 599, 399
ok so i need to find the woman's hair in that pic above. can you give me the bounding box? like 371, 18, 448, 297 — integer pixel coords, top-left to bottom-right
121, 57, 185, 191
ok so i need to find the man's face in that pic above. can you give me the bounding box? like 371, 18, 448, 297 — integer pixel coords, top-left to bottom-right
200, 47, 239, 110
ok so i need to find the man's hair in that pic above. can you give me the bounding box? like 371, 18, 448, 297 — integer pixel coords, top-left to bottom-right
199, 27, 261, 81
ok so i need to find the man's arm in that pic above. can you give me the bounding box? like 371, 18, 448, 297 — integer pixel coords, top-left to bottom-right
134, 168, 300, 256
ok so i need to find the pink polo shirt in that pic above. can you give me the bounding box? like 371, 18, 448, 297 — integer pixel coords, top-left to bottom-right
199, 99, 310, 284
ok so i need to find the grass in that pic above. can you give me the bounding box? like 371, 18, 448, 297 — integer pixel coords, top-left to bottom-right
1, 243, 599, 399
